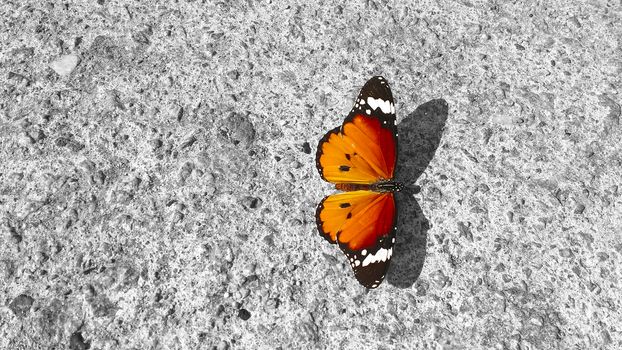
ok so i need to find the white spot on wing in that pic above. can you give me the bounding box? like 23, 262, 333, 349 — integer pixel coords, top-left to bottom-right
366, 109, 371, 115
367, 97, 392, 114
362, 247, 390, 267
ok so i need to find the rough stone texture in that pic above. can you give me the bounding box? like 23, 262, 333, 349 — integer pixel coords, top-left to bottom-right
0, 1, 620, 349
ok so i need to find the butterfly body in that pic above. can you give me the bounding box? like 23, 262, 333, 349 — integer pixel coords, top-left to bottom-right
334, 180, 403, 193
315, 76, 399, 289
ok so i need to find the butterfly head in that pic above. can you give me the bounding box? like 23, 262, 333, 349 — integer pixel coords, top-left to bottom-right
395, 182, 404, 192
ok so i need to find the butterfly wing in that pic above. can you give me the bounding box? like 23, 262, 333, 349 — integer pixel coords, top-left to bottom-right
316, 76, 397, 184
316, 190, 397, 289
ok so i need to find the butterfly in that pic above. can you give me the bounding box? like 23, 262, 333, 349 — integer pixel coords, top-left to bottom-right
315, 76, 402, 289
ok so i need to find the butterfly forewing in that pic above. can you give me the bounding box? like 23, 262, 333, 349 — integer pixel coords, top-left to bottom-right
316, 76, 397, 184
316, 191, 397, 289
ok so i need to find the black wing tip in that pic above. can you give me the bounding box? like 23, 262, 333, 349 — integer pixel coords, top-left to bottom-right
362, 76, 392, 92
346, 76, 395, 126
354, 260, 391, 289
362, 279, 386, 289
370, 75, 388, 82
343, 243, 394, 289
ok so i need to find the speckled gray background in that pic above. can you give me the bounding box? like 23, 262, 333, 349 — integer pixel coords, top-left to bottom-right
1, 1, 621, 349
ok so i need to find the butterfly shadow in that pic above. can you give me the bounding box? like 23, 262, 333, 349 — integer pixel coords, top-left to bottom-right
387, 99, 449, 289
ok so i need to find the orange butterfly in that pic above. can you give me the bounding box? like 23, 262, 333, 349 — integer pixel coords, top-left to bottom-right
316, 76, 402, 289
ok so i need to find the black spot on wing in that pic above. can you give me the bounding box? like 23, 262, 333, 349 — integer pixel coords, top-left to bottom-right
339, 165, 350, 172
346, 212, 352, 219
339, 203, 351, 208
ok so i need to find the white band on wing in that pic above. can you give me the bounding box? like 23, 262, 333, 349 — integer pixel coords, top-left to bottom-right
361, 247, 393, 267
367, 97, 393, 114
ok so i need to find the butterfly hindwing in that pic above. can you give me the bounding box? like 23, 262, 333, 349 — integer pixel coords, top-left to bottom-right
316, 190, 397, 289
316, 76, 397, 184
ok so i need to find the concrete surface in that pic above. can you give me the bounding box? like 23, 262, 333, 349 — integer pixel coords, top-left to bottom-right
1, 1, 621, 349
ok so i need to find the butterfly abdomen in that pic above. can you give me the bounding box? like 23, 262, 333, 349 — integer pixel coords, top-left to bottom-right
335, 181, 402, 193
335, 183, 372, 192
